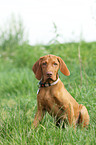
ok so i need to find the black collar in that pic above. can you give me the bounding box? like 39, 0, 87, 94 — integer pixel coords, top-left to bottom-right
38, 77, 59, 88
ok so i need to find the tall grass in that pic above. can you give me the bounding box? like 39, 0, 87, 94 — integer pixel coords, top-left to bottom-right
0, 17, 96, 144
0, 14, 28, 50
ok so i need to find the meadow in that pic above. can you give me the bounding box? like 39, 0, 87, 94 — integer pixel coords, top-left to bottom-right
0, 18, 96, 145
0, 41, 96, 145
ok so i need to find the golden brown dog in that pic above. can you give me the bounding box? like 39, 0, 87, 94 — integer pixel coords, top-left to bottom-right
32, 54, 89, 128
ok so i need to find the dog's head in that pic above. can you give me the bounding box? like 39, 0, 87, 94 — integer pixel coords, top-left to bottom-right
32, 54, 70, 82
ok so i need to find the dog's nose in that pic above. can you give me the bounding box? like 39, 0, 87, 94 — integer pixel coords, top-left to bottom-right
46, 72, 53, 77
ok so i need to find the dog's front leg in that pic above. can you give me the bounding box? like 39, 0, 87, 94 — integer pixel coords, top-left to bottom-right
33, 100, 45, 128
33, 110, 44, 128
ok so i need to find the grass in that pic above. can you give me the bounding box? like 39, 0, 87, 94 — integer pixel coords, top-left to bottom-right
0, 41, 96, 145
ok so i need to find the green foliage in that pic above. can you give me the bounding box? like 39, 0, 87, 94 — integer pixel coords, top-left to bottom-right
0, 18, 96, 144
0, 41, 96, 144
0, 15, 28, 50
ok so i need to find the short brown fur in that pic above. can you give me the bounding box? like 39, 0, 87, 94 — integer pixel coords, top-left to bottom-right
32, 54, 89, 128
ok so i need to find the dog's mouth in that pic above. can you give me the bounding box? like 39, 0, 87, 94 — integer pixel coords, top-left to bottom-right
46, 78, 54, 83
44, 73, 58, 83
43, 73, 58, 83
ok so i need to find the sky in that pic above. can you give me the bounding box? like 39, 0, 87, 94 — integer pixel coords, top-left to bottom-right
0, 0, 96, 45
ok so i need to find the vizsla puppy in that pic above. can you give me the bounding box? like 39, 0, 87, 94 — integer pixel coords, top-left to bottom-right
32, 54, 89, 128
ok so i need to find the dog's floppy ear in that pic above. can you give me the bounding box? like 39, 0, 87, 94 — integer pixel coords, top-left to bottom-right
57, 57, 70, 76
32, 59, 42, 80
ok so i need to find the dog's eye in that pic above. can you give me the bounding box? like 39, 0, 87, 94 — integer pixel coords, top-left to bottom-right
54, 63, 58, 66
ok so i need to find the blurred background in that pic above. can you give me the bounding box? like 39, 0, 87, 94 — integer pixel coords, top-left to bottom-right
0, 0, 96, 45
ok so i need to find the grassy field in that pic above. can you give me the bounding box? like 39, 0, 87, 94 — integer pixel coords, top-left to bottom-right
0, 41, 96, 145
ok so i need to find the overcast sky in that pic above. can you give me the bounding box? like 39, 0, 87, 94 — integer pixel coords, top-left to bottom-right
0, 0, 96, 45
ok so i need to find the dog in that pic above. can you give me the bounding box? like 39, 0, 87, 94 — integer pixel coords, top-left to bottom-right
32, 54, 89, 128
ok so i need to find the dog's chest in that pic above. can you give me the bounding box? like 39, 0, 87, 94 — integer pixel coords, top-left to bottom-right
38, 87, 63, 107
38, 87, 53, 99
38, 87, 66, 117
38, 87, 56, 105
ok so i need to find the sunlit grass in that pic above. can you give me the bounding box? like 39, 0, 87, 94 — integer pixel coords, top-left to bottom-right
0, 41, 96, 144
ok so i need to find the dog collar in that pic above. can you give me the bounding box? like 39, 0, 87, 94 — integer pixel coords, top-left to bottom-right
38, 77, 59, 88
